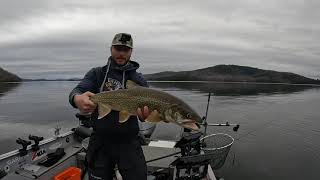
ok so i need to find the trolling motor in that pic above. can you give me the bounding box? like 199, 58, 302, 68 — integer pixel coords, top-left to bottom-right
175, 132, 202, 156
170, 132, 212, 180
146, 132, 212, 180
146, 93, 239, 180
170, 92, 239, 179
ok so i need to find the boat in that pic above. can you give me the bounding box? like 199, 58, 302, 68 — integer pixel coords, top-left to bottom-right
0, 113, 235, 180
0, 93, 237, 180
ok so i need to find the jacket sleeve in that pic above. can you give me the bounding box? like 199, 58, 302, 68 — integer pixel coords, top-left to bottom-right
69, 68, 99, 108
134, 72, 149, 88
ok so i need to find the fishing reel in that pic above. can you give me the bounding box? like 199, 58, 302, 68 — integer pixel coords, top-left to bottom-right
75, 113, 92, 128
175, 132, 202, 156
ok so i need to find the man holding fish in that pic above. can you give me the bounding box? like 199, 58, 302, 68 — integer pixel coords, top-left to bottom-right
69, 33, 202, 180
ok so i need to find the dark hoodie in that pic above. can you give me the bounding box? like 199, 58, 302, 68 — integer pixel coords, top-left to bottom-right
69, 57, 148, 141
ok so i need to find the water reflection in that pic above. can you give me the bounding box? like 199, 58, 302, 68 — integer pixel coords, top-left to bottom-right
0, 82, 20, 98
149, 82, 320, 96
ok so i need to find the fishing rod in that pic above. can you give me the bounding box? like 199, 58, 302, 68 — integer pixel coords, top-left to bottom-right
202, 92, 211, 138
201, 92, 240, 136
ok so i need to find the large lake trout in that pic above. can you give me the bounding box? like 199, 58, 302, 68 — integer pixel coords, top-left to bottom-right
90, 80, 203, 130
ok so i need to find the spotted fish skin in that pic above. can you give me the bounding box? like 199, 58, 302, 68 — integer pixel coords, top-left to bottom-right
90, 81, 202, 131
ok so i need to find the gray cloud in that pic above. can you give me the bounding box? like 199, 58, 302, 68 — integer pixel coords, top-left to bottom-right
0, 0, 319, 79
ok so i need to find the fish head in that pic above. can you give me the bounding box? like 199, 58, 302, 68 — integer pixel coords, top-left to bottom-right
172, 104, 202, 123
167, 104, 203, 130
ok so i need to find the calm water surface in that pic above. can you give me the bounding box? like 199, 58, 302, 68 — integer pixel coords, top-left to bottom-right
0, 81, 320, 180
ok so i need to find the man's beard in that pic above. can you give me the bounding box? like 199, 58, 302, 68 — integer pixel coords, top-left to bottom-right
113, 56, 130, 66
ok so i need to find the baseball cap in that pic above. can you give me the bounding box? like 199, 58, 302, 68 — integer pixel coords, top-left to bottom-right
112, 33, 133, 48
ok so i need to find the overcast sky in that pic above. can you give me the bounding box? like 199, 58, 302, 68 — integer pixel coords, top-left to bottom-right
0, 0, 319, 79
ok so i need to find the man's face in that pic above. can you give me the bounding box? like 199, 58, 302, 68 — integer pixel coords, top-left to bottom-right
111, 45, 132, 66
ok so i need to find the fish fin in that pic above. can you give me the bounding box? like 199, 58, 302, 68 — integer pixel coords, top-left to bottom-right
119, 110, 131, 123
126, 80, 139, 89
145, 110, 162, 123
181, 122, 200, 131
98, 103, 112, 119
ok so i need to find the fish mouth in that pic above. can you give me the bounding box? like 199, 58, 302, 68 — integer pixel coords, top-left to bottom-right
178, 119, 195, 123
180, 119, 201, 131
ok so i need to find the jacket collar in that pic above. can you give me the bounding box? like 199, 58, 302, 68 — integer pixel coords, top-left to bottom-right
103, 56, 140, 72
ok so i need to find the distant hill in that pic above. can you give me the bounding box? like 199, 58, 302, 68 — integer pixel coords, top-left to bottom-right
0, 67, 22, 82
144, 65, 320, 84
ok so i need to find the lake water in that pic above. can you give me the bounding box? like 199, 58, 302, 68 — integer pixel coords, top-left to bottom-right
1, 81, 320, 180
